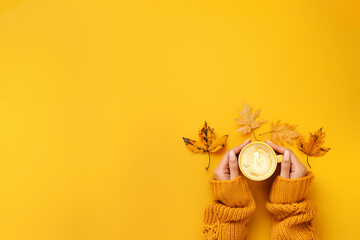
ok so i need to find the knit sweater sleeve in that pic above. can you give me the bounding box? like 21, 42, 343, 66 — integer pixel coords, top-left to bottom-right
265, 171, 318, 240
203, 175, 256, 240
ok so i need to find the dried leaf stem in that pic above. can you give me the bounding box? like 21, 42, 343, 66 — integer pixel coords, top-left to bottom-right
307, 155, 311, 168
258, 131, 279, 136
205, 152, 211, 170
252, 129, 259, 141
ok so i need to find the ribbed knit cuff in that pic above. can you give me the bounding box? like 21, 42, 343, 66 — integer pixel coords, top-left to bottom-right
269, 171, 314, 204
209, 175, 254, 208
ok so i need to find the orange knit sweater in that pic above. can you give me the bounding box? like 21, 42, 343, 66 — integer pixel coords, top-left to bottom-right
203, 171, 317, 240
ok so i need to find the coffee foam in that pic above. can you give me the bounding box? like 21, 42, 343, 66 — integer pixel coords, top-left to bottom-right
239, 143, 276, 180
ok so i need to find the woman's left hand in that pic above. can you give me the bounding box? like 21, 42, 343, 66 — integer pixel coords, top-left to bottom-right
265, 140, 307, 179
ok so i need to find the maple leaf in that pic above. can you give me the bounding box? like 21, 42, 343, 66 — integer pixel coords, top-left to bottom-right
235, 102, 265, 140
297, 127, 331, 168
270, 120, 301, 145
183, 121, 228, 170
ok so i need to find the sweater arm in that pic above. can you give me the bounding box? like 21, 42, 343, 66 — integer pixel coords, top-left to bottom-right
203, 175, 256, 240
265, 171, 318, 240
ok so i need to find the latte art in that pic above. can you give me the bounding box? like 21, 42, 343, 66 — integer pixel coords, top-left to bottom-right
239, 143, 277, 180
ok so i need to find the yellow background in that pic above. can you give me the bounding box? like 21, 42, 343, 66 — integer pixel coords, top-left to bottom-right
0, 1, 359, 239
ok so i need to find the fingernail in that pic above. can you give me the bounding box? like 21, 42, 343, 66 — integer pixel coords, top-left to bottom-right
246, 138, 251, 142
283, 151, 290, 161
266, 140, 272, 143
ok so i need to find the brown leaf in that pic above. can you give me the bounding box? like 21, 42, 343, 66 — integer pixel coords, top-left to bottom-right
297, 127, 331, 167
235, 102, 265, 135
183, 121, 228, 170
270, 120, 301, 145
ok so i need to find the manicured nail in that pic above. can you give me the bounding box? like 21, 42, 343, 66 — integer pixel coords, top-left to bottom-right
283, 151, 290, 161
246, 138, 251, 142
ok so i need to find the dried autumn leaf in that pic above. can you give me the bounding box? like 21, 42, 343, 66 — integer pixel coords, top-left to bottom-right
235, 102, 265, 140
183, 121, 228, 170
270, 120, 301, 145
297, 127, 331, 168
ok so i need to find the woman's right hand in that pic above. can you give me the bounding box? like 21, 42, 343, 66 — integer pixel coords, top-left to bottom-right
265, 140, 307, 179
213, 139, 252, 181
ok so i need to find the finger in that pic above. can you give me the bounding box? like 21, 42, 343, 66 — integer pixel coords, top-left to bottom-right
289, 151, 306, 174
231, 138, 252, 154
229, 150, 240, 180
280, 150, 291, 179
219, 139, 251, 168
218, 150, 230, 168
289, 151, 300, 163
265, 140, 287, 154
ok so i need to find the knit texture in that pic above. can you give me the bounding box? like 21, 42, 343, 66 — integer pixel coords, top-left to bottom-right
203, 172, 317, 240
209, 175, 255, 208
269, 171, 314, 204
266, 171, 318, 240
203, 175, 256, 240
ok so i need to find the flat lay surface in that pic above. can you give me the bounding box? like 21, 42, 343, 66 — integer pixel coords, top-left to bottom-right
0, 1, 359, 239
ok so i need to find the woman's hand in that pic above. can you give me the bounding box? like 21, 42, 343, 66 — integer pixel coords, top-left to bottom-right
265, 140, 307, 179
213, 139, 252, 180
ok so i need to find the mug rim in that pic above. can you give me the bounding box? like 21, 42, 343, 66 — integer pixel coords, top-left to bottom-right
238, 141, 278, 181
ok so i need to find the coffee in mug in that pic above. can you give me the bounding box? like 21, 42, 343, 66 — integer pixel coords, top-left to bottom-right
238, 141, 283, 181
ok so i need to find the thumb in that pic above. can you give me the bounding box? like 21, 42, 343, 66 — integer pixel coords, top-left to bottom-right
280, 150, 291, 179
229, 151, 240, 180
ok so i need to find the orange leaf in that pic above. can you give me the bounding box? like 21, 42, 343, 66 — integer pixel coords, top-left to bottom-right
235, 102, 265, 135
183, 121, 228, 170
270, 120, 301, 145
297, 127, 330, 167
